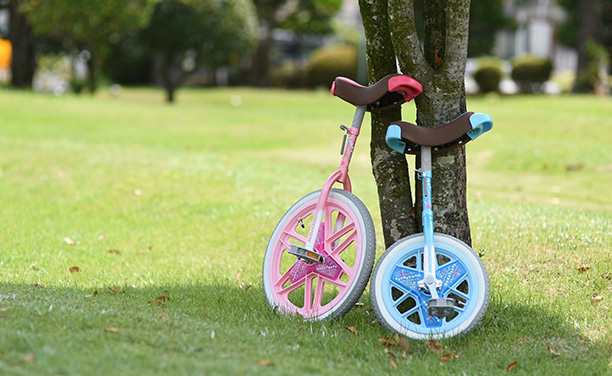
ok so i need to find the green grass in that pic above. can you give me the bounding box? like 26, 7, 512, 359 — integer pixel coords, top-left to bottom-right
1, 87, 611, 375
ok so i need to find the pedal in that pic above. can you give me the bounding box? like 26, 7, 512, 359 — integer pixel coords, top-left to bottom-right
288, 245, 325, 264
428, 298, 456, 318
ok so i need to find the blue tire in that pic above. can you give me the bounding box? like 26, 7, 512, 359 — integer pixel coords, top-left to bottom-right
371, 233, 490, 339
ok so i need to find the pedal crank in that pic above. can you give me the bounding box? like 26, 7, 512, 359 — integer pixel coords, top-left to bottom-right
288, 245, 325, 264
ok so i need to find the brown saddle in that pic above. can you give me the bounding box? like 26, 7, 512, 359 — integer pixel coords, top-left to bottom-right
330, 74, 422, 111
388, 112, 475, 154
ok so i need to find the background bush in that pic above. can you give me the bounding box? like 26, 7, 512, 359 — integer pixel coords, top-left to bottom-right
304, 44, 358, 88
473, 56, 504, 93
511, 54, 553, 93
270, 61, 305, 89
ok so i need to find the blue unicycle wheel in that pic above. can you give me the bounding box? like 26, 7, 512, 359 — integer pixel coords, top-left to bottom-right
371, 233, 490, 340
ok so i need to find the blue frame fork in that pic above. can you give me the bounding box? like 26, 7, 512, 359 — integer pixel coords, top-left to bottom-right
417, 146, 456, 318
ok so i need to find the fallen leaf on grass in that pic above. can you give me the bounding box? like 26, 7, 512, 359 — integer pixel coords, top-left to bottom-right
258, 360, 276, 367
507, 361, 518, 371
592, 295, 604, 303
108, 249, 121, 255
104, 327, 120, 334
69, 266, 80, 273
23, 353, 36, 363
148, 295, 171, 306
110, 287, 124, 293
384, 348, 397, 369
439, 353, 459, 362
577, 266, 590, 273
394, 334, 410, 352
241, 284, 252, 291
345, 326, 359, 335
155, 313, 169, 320
425, 340, 444, 354
378, 337, 398, 347
31, 283, 44, 288
99, 234, 107, 240
547, 346, 560, 356
63, 237, 76, 245
86, 291, 98, 298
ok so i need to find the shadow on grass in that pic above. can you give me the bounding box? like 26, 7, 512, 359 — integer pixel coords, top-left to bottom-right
0, 282, 609, 374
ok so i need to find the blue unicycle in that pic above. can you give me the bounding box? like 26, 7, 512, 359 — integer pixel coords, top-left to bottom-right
370, 112, 493, 339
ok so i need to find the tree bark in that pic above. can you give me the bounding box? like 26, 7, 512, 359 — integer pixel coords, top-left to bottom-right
8, 0, 36, 89
248, 22, 273, 87
160, 54, 185, 103
86, 51, 98, 94
361, 0, 473, 246
573, 0, 604, 92
359, 0, 417, 249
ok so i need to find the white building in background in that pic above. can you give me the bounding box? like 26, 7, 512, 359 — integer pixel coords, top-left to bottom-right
495, 0, 577, 72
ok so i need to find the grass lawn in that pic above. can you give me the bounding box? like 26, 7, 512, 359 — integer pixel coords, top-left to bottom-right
0, 86, 611, 375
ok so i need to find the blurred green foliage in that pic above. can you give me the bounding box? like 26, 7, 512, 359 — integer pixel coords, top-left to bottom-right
511, 54, 553, 93
304, 44, 358, 88
474, 57, 504, 93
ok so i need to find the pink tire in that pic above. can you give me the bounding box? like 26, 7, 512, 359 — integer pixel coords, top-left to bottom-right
262, 188, 376, 320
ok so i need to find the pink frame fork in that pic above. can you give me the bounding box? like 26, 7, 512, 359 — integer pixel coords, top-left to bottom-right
303, 105, 367, 252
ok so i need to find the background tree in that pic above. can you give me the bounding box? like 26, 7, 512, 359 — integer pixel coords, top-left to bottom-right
5, 0, 36, 88
466, 0, 512, 56
359, 0, 473, 247
19, 0, 157, 93
558, 0, 612, 93
249, 0, 341, 86
142, 0, 258, 102
411, 0, 513, 57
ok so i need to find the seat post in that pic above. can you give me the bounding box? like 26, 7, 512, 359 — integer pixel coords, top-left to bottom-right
351, 105, 367, 130
421, 146, 432, 172
419, 146, 437, 292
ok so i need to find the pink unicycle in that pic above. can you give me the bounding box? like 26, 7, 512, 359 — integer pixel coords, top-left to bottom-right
262, 74, 422, 320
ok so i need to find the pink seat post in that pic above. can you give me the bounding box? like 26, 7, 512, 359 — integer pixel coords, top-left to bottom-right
304, 105, 366, 251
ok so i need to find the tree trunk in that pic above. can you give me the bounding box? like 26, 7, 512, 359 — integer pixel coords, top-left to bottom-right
358, 0, 417, 249
86, 51, 98, 94
160, 54, 184, 103
360, 0, 473, 246
8, 0, 36, 89
573, 0, 604, 93
248, 23, 273, 87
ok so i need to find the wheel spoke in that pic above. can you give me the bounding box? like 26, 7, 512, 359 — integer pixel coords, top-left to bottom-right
279, 238, 294, 252
276, 276, 305, 296
326, 222, 355, 249
282, 228, 307, 245
330, 231, 357, 259
402, 305, 420, 319
318, 274, 348, 291
303, 275, 314, 313
311, 277, 326, 313
326, 253, 354, 280
437, 261, 467, 291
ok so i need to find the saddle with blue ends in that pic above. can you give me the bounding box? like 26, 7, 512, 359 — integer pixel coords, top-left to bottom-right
386, 112, 493, 154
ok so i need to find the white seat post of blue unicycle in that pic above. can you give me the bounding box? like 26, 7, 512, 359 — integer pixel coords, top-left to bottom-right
418, 146, 441, 299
